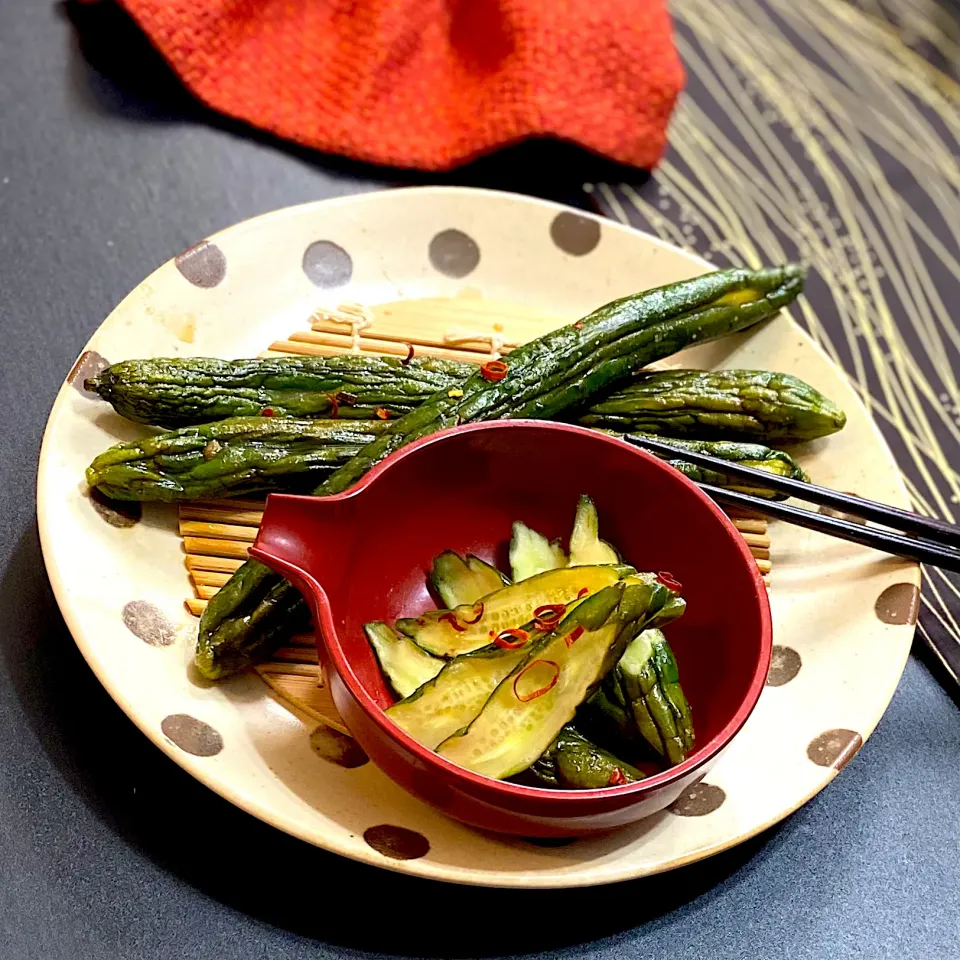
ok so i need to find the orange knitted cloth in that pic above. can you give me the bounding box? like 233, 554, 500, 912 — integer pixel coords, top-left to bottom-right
113, 0, 683, 171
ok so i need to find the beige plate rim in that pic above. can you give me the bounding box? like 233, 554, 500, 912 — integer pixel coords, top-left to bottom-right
36, 186, 919, 887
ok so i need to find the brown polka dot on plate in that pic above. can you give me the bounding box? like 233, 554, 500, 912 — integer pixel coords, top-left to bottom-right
668, 782, 726, 816
122, 600, 174, 646
67, 350, 110, 396
818, 493, 868, 525
766, 645, 802, 686
89, 488, 141, 528
302, 240, 352, 288
161, 714, 223, 757
807, 729, 862, 770
309, 724, 368, 768
428, 229, 480, 278
550, 212, 602, 256
875, 583, 920, 625
363, 824, 430, 860
175, 240, 226, 288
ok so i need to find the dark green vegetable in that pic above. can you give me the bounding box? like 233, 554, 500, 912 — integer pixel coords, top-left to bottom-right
614, 433, 810, 500
531, 725, 643, 788
606, 628, 694, 765
85, 417, 389, 502
85, 355, 471, 427
580, 368, 846, 441
197, 265, 805, 679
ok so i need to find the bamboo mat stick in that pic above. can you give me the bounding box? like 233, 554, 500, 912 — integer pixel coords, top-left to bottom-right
185, 555, 244, 573
182, 536, 250, 559
268, 338, 485, 365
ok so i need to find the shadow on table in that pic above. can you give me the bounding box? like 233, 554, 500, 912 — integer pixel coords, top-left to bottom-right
59, 0, 648, 213
2, 524, 782, 956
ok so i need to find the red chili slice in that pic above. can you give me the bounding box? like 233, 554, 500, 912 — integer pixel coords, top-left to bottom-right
480, 359, 508, 382
460, 602, 484, 625
513, 659, 560, 702
656, 571, 683, 592
438, 611, 466, 632
375, 407, 391, 420
260, 407, 275, 417
608, 767, 628, 786
494, 628, 529, 649
577, 587, 590, 599
337, 391, 359, 406
572, 320, 584, 331
402, 343, 415, 365
533, 603, 566, 630
563, 626, 585, 648
325, 391, 340, 419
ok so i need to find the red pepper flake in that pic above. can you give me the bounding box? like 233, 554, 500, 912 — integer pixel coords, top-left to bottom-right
325, 392, 340, 419
577, 587, 590, 600
608, 767, 628, 786
572, 320, 584, 331
337, 391, 358, 406
494, 628, 529, 649
533, 603, 566, 630
480, 359, 508, 382
438, 611, 466, 632
563, 626, 585, 648
460, 602, 484, 625
513, 659, 560, 702
416, 619, 426, 626
656, 571, 683, 592
401, 343, 415, 365
260, 407, 275, 417
375, 407, 391, 420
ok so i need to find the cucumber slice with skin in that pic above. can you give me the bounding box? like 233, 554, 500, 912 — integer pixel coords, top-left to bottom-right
531, 724, 644, 788
364, 621, 444, 699
430, 551, 509, 609
509, 522, 567, 582
437, 578, 680, 780
397, 564, 634, 658
569, 494, 620, 566
386, 642, 532, 749
613, 627, 694, 765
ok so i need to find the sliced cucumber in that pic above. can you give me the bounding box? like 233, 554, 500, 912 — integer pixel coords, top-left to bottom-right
509, 521, 567, 582
386, 642, 531, 749
436, 583, 641, 779
613, 628, 694, 765
569, 494, 620, 566
532, 725, 643, 788
396, 564, 633, 658
429, 550, 508, 608
364, 621, 444, 699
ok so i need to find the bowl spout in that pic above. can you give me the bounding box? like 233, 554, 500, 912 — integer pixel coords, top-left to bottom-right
248, 493, 357, 627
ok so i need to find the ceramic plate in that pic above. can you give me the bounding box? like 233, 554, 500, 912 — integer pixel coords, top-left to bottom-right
37, 187, 919, 887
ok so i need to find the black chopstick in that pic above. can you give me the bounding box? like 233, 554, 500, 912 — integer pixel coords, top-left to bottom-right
701, 484, 960, 572
626, 433, 960, 548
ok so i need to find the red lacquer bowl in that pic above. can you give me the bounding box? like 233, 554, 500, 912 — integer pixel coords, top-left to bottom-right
250, 421, 771, 837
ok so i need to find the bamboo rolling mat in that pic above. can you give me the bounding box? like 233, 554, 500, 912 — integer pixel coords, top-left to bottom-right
179, 298, 774, 731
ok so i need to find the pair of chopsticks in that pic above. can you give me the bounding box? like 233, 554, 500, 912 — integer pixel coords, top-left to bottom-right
625, 435, 960, 573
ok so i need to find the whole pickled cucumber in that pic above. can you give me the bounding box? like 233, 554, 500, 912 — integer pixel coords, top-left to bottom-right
86, 355, 471, 428
612, 432, 810, 500
581, 369, 846, 442
85, 417, 389, 502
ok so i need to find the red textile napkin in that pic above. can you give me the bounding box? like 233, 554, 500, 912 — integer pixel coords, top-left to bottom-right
113, 0, 684, 171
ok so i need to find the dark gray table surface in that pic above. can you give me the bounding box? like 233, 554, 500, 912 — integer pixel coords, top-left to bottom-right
2, 3, 959, 958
